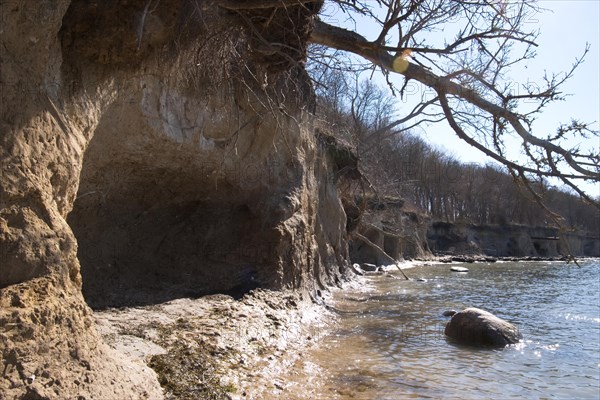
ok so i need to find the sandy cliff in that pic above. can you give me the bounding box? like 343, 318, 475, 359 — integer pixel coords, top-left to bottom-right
1, 1, 351, 398
348, 198, 432, 264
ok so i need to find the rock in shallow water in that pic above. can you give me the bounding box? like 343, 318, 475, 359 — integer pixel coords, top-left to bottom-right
444, 307, 522, 347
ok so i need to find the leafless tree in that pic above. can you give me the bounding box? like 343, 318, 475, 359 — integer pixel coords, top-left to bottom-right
215, 0, 599, 208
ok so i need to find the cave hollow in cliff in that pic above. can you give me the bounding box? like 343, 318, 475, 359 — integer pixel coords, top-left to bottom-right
67, 108, 274, 309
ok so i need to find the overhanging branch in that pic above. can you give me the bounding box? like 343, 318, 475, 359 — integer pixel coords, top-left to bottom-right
310, 20, 600, 181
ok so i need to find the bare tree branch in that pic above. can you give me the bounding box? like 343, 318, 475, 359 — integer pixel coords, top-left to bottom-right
310, 19, 599, 187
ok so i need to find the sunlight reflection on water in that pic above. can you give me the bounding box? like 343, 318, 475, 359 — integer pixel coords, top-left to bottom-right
285, 260, 600, 399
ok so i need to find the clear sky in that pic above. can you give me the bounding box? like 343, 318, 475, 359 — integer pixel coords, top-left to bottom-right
321, 0, 600, 197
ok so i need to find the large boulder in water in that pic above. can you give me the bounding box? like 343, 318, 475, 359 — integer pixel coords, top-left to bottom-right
445, 307, 522, 347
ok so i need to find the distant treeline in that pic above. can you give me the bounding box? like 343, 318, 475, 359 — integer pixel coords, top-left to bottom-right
310, 64, 599, 235
368, 133, 598, 234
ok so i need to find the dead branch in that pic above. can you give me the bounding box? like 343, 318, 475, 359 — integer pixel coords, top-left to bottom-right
352, 232, 410, 280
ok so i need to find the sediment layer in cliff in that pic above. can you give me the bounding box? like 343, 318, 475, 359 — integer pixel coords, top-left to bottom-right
427, 221, 600, 258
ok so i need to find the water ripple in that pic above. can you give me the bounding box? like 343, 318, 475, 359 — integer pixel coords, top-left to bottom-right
287, 260, 600, 399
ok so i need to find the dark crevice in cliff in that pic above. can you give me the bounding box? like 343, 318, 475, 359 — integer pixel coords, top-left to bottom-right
69, 181, 271, 309
70, 193, 267, 309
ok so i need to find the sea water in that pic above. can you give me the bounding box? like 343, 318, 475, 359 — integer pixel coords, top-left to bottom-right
286, 260, 600, 399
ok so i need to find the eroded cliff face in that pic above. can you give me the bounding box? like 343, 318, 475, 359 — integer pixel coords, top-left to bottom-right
348, 198, 432, 264
427, 222, 600, 258
1, 1, 347, 398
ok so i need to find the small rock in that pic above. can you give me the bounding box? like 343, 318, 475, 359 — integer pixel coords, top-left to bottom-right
360, 263, 379, 272
350, 263, 364, 276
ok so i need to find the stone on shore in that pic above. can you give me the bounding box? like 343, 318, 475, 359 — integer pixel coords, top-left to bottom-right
350, 263, 365, 275
360, 263, 379, 272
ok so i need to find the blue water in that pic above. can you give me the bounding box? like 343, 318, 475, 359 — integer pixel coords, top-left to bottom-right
296, 260, 600, 399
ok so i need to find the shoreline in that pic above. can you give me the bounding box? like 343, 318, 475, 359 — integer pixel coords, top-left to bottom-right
355, 254, 595, 273
416, 254, 598, 264
92, 258, 597, 399
94, 289, 337, 399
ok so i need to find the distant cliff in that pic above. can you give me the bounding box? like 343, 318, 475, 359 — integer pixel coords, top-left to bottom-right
347, 201, 599, 266
427, 222, 600, 258
348, 197, 432, 264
